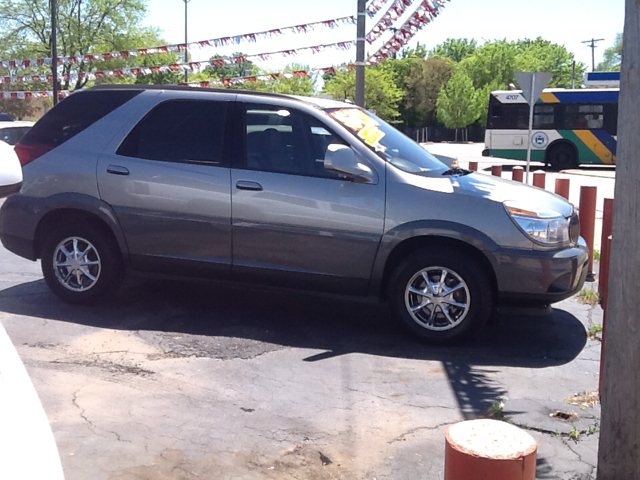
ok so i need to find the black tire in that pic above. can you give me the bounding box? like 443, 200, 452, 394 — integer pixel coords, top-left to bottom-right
547, 143, 578, 171
388, 247, 493, 343
41, 222, 124, 305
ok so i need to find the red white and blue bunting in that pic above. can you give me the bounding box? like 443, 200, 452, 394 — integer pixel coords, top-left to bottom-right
0, 90, 70, 99
368, 0, 449, 64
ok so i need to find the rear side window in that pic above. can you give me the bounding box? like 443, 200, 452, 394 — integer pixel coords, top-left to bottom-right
117, 100, 227, 166
19, 90, 140, 148
0, 126, 31, 145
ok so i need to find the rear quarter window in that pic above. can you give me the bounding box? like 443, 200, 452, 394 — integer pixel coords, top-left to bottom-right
19, 90, 141, 148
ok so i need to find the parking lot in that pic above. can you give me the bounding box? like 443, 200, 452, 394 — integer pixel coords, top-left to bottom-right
1, 187, 603, 479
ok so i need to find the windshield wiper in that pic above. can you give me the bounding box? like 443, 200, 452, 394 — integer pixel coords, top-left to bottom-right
441, 167, 472, 176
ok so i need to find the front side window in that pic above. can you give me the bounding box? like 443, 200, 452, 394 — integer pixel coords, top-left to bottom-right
118, 100, 227, 165
327, 108, 447, 175
244, 104, 345, 179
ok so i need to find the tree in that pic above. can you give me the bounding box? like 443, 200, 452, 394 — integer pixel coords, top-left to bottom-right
597, 33, 622, 71
431, 38, 478, 63
382, 45, 427, 126
204, 53, 259, 80
597, 3, 640, 478
436, 70, 481, 136
404, 56, 454, 125
322, 66, 403, 122
514, 38, 586, 87
0, 0, 165, 90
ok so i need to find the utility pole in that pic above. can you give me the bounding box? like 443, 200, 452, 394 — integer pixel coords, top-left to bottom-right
597, 1, 640, 478
582, 38, 605, 71
183, 0, 191, 83
355, 0, 366, 107
50, 0, 58, 105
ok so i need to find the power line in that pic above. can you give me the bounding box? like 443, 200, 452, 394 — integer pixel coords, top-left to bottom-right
582, 38, 605, 72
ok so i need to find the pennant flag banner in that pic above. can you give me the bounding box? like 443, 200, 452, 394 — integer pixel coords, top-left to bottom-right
366, 0, 393, 17
0, 16, 358, 71
366, 0, 415, 44
0, 42, 356, 85
177, 64, 354, 88
368, 0, 449, 64
0, 90, 70, 99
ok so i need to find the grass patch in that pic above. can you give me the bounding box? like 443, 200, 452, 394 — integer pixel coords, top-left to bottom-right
486, 401, 505, 419
577, 288, 600, 305
588, 323, 603, 340
593, 249, 601, 261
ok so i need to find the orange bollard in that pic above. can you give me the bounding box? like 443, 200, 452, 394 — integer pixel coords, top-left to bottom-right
491, 165, 502, 177
598, 198, 614, 303
579, 186, 597, 278
555, 178, 570, 200
533, 170, 546, 189
512, 166, 524, 182
469, 161, 478, 171
445, 419, 537, 480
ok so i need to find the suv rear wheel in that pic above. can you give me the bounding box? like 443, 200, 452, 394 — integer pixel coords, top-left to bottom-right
41, 223, 124, 304
388, 248, 493, 342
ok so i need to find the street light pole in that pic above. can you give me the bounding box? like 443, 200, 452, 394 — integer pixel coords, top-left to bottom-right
50, 0, 58, 104
355, 0, 366, 107
184, 0, 190, 83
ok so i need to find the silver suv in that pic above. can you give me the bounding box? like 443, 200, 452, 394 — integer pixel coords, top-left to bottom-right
0, 85, 588, 342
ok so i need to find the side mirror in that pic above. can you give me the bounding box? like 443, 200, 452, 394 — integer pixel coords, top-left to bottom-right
0, 141, 22, 198
324, 144, 376, 184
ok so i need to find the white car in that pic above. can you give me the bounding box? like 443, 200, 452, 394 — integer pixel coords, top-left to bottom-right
0, 140, 22, 198
0, 121, 34, 146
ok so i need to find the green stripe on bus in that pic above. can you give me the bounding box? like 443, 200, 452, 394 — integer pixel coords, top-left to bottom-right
488, 149, 546, 161
557, 130, 606, 164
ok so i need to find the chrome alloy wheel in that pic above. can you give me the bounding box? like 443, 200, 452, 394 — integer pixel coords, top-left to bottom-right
53, 237, 102, 292
404, 267, 471, 331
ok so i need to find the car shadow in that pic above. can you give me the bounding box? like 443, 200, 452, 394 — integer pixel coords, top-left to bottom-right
0, 276, 588, 418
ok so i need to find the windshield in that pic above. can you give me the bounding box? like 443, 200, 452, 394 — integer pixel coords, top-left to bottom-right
327, 108, 448, 174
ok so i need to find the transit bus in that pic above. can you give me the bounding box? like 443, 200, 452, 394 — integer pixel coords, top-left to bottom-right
483, 88, 618, 170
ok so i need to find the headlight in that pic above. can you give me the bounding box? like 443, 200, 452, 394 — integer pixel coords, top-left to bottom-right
504, 201, 570, 245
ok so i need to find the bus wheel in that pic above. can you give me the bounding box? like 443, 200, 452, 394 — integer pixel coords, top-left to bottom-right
547, 143, 578, 171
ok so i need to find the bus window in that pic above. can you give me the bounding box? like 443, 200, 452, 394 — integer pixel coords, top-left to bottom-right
563, 104, 604, 130
533, 105, 555, 129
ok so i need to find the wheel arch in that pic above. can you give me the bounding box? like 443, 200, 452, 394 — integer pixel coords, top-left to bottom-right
545, 139, 579, 165
376, 232, 498, 303
34, 204, 127, 261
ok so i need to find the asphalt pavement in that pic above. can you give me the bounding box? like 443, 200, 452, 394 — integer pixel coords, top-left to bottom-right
0, 214, 603, 479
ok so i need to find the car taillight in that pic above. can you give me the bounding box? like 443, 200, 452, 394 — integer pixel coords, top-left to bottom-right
14, 142, 54, 166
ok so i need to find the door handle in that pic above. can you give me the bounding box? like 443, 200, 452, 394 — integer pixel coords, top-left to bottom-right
236, 180, 263, 191
106, 165, 130, 176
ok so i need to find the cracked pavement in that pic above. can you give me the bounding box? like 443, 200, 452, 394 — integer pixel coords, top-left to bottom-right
0, 231, 602, 479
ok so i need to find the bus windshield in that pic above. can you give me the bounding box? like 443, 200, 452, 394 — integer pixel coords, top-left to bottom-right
327, 108, 447, 175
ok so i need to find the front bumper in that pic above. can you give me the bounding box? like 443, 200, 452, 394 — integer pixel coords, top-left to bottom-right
493, 237, 589, 306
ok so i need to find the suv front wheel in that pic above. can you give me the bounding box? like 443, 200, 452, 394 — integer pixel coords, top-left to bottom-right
41, 223, 124, 304
389, 247, 493, 342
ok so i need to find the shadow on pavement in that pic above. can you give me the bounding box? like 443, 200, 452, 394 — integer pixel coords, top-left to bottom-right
0, 276, 588, 418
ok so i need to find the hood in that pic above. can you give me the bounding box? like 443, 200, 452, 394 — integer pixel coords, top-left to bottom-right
450, 172, 574, 217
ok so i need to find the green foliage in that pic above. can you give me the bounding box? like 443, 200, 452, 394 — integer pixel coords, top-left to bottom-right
322, 66, 403, 122
436, 70, 481, 129
597, 33, 622, 71
404, 56, 454, 125
431, 38, 478, 63
204, 53, 259, 80
514, 38, 586, 88
0, 0, 165, 89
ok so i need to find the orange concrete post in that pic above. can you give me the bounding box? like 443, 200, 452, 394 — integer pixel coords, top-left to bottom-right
533, 170, 546, 189
579, 186, 597, 277
512, 166, 524, 182
598, 198, 614, 302
555, 178, 570, 200
469, 161, 478, 171
491, 165, 502, 177
445, 419, 537, 480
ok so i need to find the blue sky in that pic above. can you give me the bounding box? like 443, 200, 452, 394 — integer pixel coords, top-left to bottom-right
142, 0, 624, 73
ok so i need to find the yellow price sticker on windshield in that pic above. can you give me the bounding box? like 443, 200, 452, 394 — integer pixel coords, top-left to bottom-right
358, 123, 386, 151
